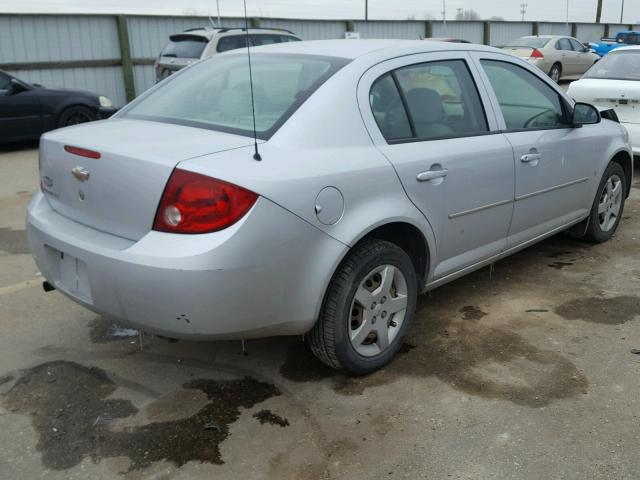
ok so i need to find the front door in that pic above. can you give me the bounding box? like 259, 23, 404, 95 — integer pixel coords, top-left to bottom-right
472, 53, 593, 247
0, 73, 42, 142
359, 52, 515, 279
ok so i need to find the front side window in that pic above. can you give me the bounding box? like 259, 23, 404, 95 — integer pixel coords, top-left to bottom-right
0, 72, 11, 91
124, 54, 348, 139
481, 60, 568, 130
556, 38, 572, 51
569, 39, 586, 51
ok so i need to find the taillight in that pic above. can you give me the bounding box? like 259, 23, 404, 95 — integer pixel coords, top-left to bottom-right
153, 169, 258, 234
530, 48, 544, 59
64, 145, 101, 159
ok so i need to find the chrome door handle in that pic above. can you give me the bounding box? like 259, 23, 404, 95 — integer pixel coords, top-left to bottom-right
520, 153, 541, 163
417, 169, 448, 182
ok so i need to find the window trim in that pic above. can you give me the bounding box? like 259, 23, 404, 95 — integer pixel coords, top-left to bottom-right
478, 58, 572, 133
370, 58, 491, 145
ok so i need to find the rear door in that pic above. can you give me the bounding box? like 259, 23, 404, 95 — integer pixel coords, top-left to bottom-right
359, 51, 515, 279
471, 52, 595, 247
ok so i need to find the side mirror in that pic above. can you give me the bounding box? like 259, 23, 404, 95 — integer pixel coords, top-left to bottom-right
8, 78, 29, 95
583, 46, 590, 52
572, 102, 601, 126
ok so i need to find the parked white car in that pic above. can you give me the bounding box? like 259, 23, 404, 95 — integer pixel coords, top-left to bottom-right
568, 46, 640, 155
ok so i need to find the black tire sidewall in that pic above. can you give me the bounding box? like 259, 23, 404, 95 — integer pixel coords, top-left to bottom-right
332, 243, 418, 375
587, 162, 626, 242
58, 105, 95, 128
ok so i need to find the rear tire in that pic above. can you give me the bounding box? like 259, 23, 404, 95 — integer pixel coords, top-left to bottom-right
309, 239, 418, 375
58, 105, 96, 128
583, 161, 627, 243
549, 63, 562, 83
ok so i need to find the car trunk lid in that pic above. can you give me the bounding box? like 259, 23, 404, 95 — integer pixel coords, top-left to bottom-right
39, 118, 254, 240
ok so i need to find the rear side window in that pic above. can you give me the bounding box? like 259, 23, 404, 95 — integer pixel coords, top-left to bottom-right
370, 74, 413, 140
216, 35, 248, 53
251, 34, 281, 46
481, 60, 568, 130
162, 36, 208, 59
370, 60, 488, 142
556, 38, 572, 51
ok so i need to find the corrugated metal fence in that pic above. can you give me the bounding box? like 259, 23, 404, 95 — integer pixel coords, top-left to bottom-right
0, 14, 634, 107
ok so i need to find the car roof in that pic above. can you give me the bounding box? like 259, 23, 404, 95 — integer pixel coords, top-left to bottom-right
173, 27, 298, 40
232, 39, 499, 60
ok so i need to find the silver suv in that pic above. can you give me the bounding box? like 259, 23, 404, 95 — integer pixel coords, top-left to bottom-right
154, 27, 302, 82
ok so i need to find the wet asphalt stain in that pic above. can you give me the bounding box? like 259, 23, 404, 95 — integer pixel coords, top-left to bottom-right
546, 250, 573, 259
0, 374, 14, 385
0, 228, 29, 255
526, 309, 549, 313
459, 306, 487, 320
281, 304, 587, 406
3, 361, 281, 471
555, 296, 640, 325
253, 409, 290, 428
548, 261, 574, 270
88, 317, 139, 343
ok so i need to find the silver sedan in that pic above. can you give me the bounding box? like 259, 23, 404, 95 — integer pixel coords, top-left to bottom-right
27, 40, 632, 374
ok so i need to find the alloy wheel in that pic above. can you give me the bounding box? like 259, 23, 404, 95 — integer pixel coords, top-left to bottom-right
349, 264, 408, 357
598, 173, 623, 232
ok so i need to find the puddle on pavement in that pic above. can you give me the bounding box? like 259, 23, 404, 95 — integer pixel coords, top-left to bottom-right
89, 317, 139, 343
253, 409, 290, 427
548, 261, 574, 270
282, 292, 588, 407
555, 295, 640, 324
0, 228, 29, 255
3, 361, 281, 471
459, 306, 487, 320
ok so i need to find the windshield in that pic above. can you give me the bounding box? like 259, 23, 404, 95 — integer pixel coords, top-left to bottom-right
583, 50, 640, 81
125, 53, 348, 139
161, 36, 208, 59
505, 37, 550, 48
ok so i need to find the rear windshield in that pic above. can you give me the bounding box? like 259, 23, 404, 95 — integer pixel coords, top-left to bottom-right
124, 53, 349, 139
161, 35, 208, 59
583, 50, 640, 81
505, 37, 550, 48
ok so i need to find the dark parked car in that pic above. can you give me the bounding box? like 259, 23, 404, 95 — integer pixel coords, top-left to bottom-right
0, 70, 117, 143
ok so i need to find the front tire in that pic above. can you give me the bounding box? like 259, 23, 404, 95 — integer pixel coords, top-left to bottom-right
583, 161, 627, 243
309, 239, 418, 375
57, 105, 96, 128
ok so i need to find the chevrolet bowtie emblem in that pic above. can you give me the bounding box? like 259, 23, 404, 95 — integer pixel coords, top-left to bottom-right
71, 166, 90, 182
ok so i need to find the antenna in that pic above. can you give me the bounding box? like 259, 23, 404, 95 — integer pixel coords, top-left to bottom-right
243, 0, 262, 161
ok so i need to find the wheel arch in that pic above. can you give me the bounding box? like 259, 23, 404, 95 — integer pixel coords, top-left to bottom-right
610, 149, 633, 197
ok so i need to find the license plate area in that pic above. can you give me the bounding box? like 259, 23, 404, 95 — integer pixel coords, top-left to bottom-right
44, 246, 93, 303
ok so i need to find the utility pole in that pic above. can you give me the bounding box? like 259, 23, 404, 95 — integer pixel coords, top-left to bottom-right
365, 0, 368, 20
520, 3, 527, 22
442, 0, 446, 25
620, 0, 625, 23
216, 0, 221, 26
595, 0, 603, 23
566, 0, 569, 26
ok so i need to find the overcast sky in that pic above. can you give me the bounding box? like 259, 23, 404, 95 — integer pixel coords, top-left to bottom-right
2, 0, 639, 23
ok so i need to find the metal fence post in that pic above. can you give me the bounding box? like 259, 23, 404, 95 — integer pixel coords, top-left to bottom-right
425, 20, 433, 39
250, 17, 261, 28
483, 22, 491, 45
532, 22, 539, 36
571, 22, 577, 38
604, 24, 610, 38
116, 15, 135, 102
346, 20, 355, 33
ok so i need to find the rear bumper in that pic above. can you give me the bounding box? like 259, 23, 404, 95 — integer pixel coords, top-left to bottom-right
26, 192, 347, 340
621, 122, 640, 155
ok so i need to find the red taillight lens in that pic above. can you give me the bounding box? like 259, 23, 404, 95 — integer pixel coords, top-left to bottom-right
153, 169, 258, 234
64, 145, 101, 159
530, 48, 544, 59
